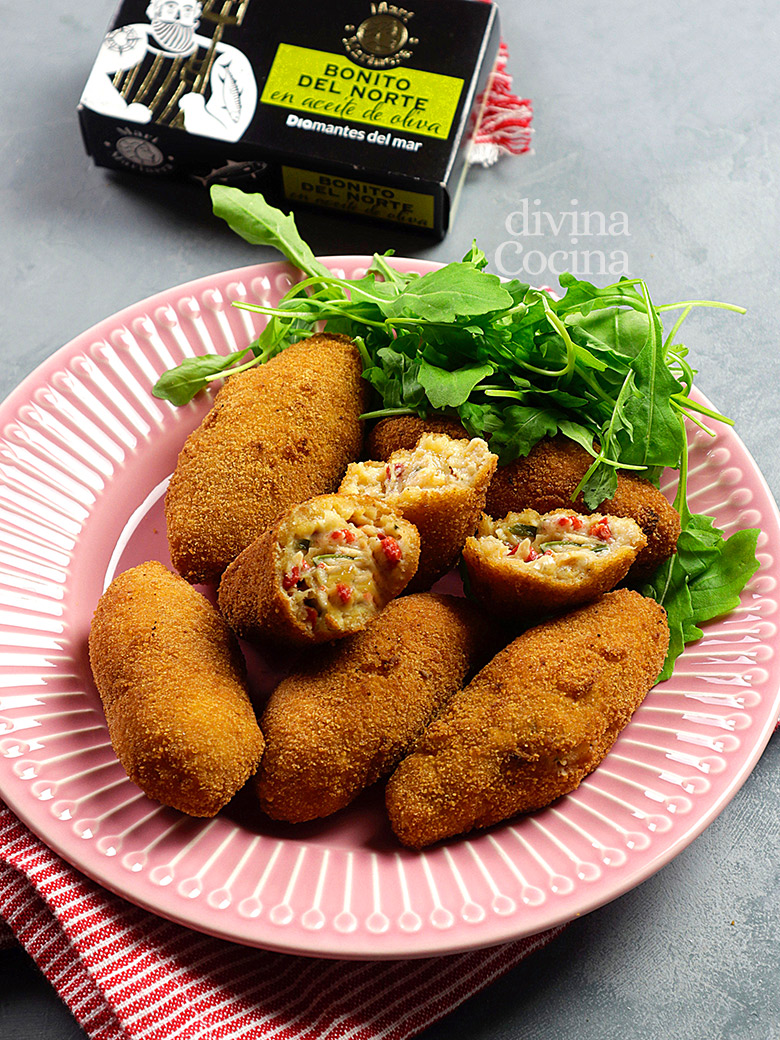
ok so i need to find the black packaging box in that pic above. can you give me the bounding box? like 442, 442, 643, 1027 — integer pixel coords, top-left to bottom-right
78, 0, 501, 237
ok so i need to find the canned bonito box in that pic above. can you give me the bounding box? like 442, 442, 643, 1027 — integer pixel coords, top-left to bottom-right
78, 0, 501, 236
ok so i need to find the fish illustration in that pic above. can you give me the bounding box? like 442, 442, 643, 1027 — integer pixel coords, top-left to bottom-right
214, 59, 242, 123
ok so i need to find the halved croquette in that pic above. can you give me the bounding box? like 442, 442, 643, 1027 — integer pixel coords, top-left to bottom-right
340, 433, 497, 590
462, 508, 646, 618
217, 493, 420, 646
485, 435, 680, 581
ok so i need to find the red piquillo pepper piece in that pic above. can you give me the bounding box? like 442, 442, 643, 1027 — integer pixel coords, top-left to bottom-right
380, 535, 402, 564
336, 582, 352, 604
330, 528, 357, 544
590, 519, 612, 541
282, 566, 299, 590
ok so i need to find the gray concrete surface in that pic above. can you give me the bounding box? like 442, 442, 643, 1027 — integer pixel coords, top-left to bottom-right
1, 1, 779, 1038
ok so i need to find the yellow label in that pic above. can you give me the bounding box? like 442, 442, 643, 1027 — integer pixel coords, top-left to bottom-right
262, 43, 463, 140
282, 166, 435, 229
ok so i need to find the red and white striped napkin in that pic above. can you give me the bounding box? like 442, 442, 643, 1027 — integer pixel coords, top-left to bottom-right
470, 42, 534, 166
0, 802, 562, 1040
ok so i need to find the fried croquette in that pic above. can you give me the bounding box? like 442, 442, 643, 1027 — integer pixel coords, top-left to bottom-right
217, 494, 420, 646
339, 433, 498, 590
364, 415, 470, 461
484, 435, 681, 580
165, 334, 366, 585
385, 588, 670, 848
88, 561, 264, 817
462, 508, 646, 619
255, 593, 499, 823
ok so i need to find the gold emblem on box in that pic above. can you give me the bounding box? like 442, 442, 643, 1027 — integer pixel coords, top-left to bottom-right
343, 3, 418, 68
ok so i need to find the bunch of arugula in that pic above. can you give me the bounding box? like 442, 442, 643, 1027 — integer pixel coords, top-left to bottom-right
153, 187, 759, 679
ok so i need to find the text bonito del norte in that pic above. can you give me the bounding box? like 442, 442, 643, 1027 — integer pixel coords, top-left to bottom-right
298, 66, 429, 111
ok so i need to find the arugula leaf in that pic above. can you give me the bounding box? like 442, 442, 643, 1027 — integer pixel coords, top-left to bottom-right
687, 524, 760, 620
210, 186, 331, 281
418, 359, 494, 409
580, 460, 619, 509
485, 406, 561, 463
362, 347, 425, 412
616, 286, 685, 469
382, 263, 513, 322
642, 508, 760, 680
333, 274, 402, 306
567, 306, 651, 359
554, 419, 598, 455
461, 240, 489, 269
151, 349, 252, 405
368, 252, 410, 289
457, 401, 506, 440
557, 273, 646, 320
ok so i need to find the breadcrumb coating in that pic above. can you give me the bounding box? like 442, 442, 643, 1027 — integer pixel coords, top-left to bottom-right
386, 588, 669, 848
88, 561, 264, 817
165, 334, 366, 585
255, 593, 499, 823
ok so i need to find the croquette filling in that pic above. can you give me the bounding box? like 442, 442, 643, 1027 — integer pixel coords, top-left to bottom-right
281, 509, 406, 633
340, 434, 496, 508
382, 433, 493, 495
478, 511, 639, 576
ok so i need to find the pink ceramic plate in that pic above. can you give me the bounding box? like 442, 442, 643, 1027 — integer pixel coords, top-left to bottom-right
1, 258, 778, 959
